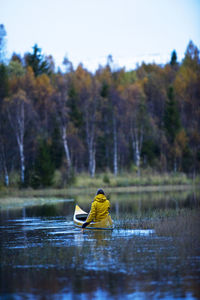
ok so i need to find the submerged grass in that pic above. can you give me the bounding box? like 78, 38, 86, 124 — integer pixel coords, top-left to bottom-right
154, 209, 200, 259
113, 208, 200, 233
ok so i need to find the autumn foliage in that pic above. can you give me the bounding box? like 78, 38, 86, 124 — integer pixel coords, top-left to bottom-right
0, 42, 200, 187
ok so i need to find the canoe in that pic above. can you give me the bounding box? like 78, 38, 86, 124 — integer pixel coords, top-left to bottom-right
73, 204, 114, 230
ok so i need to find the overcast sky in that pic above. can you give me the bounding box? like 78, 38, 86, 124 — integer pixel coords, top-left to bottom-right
1, 0, 200, 71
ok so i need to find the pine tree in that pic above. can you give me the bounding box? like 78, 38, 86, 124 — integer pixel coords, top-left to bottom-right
164, 86, 181, 144
67, 85, 83, 128
25, 44, 50, 77
31, 139, 55, 188
0, 64, 9, 104
170, 50, 178, 67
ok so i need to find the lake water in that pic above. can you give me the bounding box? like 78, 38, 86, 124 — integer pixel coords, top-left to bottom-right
0, 189, 200, 299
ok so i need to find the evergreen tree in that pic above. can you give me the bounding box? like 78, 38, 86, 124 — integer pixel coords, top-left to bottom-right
0, 64, 9, 104
25, 44, 50, 77
170, 50, 178, 67
100, 81, 109, 98
67, 85, 83, 128
164, 86, 181, 144
31, 139, 55, 188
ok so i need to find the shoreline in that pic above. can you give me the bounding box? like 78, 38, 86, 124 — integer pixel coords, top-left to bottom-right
0, 184, 198, 210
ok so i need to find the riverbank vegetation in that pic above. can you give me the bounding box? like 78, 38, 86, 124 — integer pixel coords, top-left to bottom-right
0, 181, 198, 210
0, 26, 200, 188
0, 170, 198, 194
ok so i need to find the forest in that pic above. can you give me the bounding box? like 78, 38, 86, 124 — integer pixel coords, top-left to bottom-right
0, 36, 200, 187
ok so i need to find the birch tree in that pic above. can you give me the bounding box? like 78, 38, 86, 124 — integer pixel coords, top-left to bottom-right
4, 89, 31, 184
110, 88, 120, 176
74, 65, 98, 177
0, 112, 16, 186
123, 82, 147, 175
84, 81, 98, 177
113, 114, 118, 175
54, 74, 71, 168
0, 139, 9, 186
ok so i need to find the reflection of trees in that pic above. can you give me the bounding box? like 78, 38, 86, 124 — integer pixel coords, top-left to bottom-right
80, 190, 198, 214
25, 201, 75, 217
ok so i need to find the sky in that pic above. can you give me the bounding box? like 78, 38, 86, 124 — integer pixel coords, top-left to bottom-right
1, 0, 200, 72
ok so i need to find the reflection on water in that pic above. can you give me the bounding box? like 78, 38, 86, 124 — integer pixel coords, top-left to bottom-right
0, 190, 200, 299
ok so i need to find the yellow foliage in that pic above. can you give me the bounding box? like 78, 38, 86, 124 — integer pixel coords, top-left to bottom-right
36, 74, 53, 98
25, 66, 36, 86
74, 64, 92, 92
174, 129, 188, 158
174, 65, 198, 102
5, 89, 28, 105
96, 66, 112, 87
176, 129, 188, 147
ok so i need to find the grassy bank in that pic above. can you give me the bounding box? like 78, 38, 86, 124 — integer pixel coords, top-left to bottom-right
73, 171, 197, 188
0, 172, 199, 209
1, 171, 198, 192
0, 183, 197, 201
0, 185, 199, 211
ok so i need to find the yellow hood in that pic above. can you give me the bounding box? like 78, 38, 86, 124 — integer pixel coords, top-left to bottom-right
94, 194, 107, 203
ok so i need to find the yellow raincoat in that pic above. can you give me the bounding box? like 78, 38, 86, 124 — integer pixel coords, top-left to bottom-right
86, 194, 110, 223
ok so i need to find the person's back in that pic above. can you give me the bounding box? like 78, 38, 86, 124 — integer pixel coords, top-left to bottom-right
82, 189, 110, 228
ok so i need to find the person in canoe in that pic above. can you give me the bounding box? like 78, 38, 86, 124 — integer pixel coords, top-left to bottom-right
82, 189, 110, 229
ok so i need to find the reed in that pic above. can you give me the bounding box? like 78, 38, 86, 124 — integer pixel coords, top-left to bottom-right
112, 208, 200, 232
154, 209, 200, 258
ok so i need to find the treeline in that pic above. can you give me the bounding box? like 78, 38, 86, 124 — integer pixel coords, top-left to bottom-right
0, 41, 200, 187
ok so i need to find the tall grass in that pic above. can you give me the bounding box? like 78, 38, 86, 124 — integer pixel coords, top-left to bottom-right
113, 208, 200, 235
0, 170, 197, 192
155, 209, 200, 258
74, 171, 194, 188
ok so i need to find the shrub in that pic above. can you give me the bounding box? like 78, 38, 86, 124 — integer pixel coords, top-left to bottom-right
103, 173, 110, 184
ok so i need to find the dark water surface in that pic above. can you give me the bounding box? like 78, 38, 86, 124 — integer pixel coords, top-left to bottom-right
0, 190, 200, 299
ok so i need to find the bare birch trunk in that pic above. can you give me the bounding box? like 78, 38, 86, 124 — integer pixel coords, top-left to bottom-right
3, 160, 9, 186
89, 144, 96, 178
5, 172, 9, 186
18, 141, 25, 184
88, 133, 96, 177
174, 158, 177, 173
7, 94, 26, 184
113, 116, 118, 176
18, 101, 25, 184
132, 127, 143, 176
134, 138, 140, 169
86, 104, 96, 178
62, 126, 71, 168
1, 144, 10, 186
